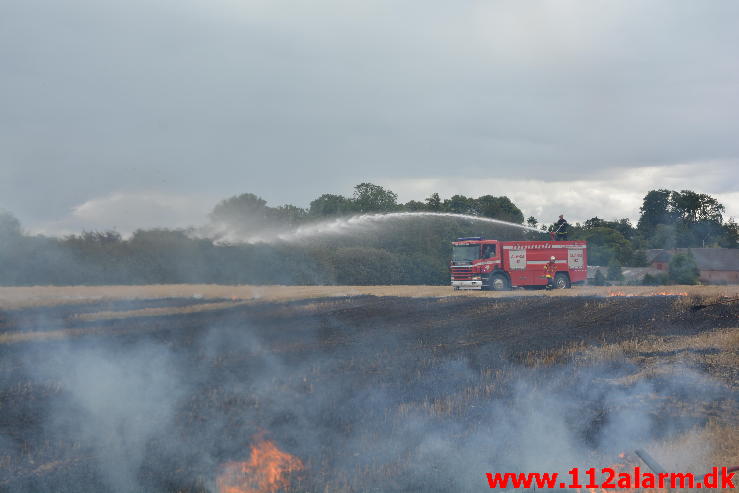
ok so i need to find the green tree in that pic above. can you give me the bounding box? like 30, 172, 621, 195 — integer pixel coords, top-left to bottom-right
475, 195, 524, 224
425, 193, 442, 211
209, 193, 269, 223
208, 193, 308, 240
0, 211, 23, 262
719, 218, 738, 248
584, 217, 634, 239
584, 217, 607, 229
442, 194, 477, 215
403, 200, 427, 211
668, 252, 699, 285
0, 212, 26, 285
649, 224, 677, 249
328, 247, 403, 285
637, 189, 729, 247
637, 189, 674, 234
309, 194, 355, 216
592, 269, 607, 286
574, 227, 632, 265
631, 250, 648, 267
0, 211, 22, 240
272, 204, 308, 226
611, 218, 636, 240
352, 183, 398, 213
671, 190, 725, 247
642, 273, 668, 285
671, 190, 724, 224
607, 258, 623, 281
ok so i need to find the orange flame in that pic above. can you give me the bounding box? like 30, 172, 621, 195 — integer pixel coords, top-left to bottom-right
217, 435, 304, 493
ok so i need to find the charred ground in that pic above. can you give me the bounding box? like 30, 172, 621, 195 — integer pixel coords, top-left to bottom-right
0, 292, 737, 492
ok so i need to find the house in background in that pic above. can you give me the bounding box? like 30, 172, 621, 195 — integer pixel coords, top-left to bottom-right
646, 248, 739, 284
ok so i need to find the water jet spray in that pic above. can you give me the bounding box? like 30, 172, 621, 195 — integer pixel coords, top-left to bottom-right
207, 212, 541, 244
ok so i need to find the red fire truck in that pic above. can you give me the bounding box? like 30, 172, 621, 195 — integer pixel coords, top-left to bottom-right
450, 237, 588, 290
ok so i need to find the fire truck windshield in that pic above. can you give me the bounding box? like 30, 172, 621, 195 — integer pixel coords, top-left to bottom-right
452, 244, 480, 262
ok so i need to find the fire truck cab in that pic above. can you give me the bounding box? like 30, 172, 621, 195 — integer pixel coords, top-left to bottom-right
450, 237, 587, 290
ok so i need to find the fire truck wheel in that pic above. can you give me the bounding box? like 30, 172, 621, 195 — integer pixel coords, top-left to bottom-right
554, 273, 571, 289
489, 273, 510, 291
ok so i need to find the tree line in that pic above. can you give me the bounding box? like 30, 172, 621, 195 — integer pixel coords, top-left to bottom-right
0, 184, 736, 286
562, 190, 736, 274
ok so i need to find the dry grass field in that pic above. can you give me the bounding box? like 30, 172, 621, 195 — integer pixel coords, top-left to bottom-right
0, 285, 736, 492
0, 284, 736, 310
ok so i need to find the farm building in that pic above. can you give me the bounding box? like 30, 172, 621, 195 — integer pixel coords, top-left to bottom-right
646, 248, 739, 284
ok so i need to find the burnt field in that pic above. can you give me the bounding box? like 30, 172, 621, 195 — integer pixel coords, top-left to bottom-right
0, 292, 737, 492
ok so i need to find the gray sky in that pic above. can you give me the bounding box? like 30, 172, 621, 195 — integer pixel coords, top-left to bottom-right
2, 0, 738, 235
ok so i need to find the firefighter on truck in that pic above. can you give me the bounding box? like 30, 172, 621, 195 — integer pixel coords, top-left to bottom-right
553, 214, 569, 240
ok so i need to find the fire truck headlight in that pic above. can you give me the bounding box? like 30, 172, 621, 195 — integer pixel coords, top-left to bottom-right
472, 275, 481, 280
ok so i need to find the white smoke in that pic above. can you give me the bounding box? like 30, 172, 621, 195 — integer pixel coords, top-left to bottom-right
32, 342, 186, 493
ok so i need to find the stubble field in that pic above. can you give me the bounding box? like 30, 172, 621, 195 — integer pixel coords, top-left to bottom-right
0, 285, 736, 492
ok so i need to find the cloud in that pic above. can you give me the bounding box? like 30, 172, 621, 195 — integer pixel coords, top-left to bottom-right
33, 192, 217, 236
